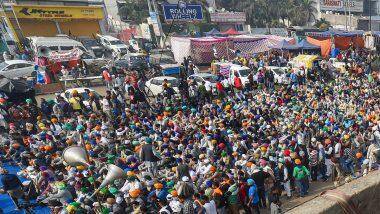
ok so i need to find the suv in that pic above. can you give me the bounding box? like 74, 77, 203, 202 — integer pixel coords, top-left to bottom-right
97, 34, 128, 55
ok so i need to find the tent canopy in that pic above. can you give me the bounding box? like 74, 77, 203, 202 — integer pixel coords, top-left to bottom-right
269, 39, 299, 50
222, 28, 240, 35
205, 28, 221, 36
306, 30, 364, 38
297, 39, 320, 50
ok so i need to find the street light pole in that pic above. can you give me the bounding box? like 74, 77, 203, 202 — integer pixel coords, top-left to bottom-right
369, 0, 372, 31
151, 0, 165, 47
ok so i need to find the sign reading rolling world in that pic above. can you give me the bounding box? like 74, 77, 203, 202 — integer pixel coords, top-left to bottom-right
162, 3, 203, 21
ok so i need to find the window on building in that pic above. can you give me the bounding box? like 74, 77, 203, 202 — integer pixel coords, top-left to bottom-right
235, 24, 243, 31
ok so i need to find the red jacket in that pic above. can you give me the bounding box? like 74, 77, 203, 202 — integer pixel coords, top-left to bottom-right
234, 76, 243, 89
216, 82, 224, 92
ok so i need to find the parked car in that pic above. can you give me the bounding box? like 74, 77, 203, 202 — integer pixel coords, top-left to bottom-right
28, 36, 88, 55
115, 53, 147, 70
80, 38, 106, 58
97, 34, 128, 55
149, 49, 175, 65
145, 76, 179, 96
81, 53, 110, 73
61, 87, 102, 107
188, 73, 218, 87
211, 62, 252, 87
0, 60, 37, 79
266, 66, 290, 84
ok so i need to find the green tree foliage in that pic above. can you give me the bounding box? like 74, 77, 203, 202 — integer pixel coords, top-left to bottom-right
118, 0, 150, 24
314, 18, 331, 30
217, 0, 317, 27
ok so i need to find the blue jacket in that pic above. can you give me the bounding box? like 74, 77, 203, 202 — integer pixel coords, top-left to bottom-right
248, 184, 259, 205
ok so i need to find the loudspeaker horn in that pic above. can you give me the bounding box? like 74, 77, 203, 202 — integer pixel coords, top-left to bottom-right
62, 146, 90, 167
90, 164, 126, 197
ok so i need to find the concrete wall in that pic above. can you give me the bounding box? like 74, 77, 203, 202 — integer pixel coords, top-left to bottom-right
321, 13, 359, 30
286, 170, 380, 214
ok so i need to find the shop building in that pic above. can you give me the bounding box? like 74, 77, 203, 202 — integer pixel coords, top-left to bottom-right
1, 0, 107, 42
209, 11, 248, 32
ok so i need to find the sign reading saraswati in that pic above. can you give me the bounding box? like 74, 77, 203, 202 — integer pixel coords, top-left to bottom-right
12, 5, 104, 19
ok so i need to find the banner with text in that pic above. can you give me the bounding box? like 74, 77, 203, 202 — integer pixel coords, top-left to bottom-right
162, 4, 203, 21
320, 0, 363, 13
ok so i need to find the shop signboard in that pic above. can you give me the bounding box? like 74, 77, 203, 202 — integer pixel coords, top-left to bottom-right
210, 12, 246, 23
162, 3, 203, 21
149, 12, 158, 24
12, 5, 104, 19
319, 0, 363, 13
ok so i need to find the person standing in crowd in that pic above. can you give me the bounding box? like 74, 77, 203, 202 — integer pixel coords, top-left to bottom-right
247, 179, 260, 214
293, 159, 310, 197
68, 90, 83, 113
102, 67, 113, 89
140, 137, 160, 175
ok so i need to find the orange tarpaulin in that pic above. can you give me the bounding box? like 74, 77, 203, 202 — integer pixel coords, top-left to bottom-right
334, 37, 364, 50
307, 36, 364, 58
307, 37, 331, 58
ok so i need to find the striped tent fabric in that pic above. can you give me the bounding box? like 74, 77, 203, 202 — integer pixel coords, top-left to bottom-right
170, 36, 191, 64
232, 37, 265, 56
190, 37, 233, 64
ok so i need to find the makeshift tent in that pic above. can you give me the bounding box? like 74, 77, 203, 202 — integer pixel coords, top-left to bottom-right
232, 37, 266, 56
307, 37, 331, 58
190, 37, 233, 64
170, 37, 192, 64
269, 39, 299, 50
306, 30, 364, 57
205, 28, 222, 36
0, 78, 36, 103
297, 39, 320, 50
306, 30, 364, 38
222, 28, 241, 36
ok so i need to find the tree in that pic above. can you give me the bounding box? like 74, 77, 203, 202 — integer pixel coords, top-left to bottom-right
118, 0, 149, 23
314, 18, 331, 30
290, 0, 317, 26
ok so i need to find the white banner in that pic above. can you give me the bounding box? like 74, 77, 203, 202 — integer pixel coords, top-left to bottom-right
48, 48, 83, 62
320, 0, 363, 13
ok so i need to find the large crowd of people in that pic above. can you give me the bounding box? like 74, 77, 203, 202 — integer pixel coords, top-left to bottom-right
0, 47, 379, 214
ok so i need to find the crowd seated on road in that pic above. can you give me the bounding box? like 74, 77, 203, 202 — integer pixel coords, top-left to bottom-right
0, 48, 379, 214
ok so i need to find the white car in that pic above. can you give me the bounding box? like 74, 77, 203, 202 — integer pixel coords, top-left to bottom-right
188, 73, 218, 90
97, 34, 128, 55
0, 60, 37, 79
61, 87, 102, 107
145, 76, 179, 96
266, 66, 290, 84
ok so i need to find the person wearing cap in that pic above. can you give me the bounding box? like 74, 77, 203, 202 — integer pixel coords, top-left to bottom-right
247, 178, 260, 214
140, 137, 160, 175
292, 159, 310, 197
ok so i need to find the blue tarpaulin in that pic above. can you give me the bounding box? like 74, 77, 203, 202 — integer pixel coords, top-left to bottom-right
0, 164, 50, 214
204, 28, 221, 36
162, 66, 181, 75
